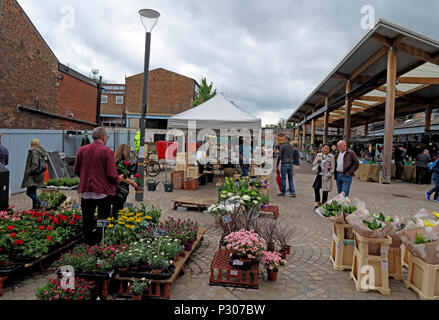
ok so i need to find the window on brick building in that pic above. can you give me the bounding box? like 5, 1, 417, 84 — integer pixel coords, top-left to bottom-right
116, 96, 124, 104
101, 95, 108, 104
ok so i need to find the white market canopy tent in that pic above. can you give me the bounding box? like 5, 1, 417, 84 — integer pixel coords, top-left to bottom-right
168, 93, 262, 130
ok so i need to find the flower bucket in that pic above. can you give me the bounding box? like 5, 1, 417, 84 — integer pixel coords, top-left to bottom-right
267, 269, 278, 281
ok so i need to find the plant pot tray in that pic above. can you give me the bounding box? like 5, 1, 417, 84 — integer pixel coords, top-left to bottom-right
173, 197, 217, 212
0, 263, 25, 277
73, 271, 114, 280
117, 266, 175, 280
114, 228, 207, 299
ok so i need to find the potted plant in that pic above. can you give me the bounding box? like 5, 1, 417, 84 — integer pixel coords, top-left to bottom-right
260, 251, 287, 281
275, 225, 295, 255
149, 255, 170, 274
224, 229, 265, 267
130, 278, 149, 300
253, 219, 279, 252
127, 251, 141, 271
35, 276, 95, 300
114, 251, 130, 272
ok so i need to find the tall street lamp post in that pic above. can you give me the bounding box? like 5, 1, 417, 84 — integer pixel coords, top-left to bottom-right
136, 9, 160, 202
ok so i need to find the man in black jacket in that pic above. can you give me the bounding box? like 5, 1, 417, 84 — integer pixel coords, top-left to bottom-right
394, 146, 404, 181
277, 136, 296, 197
415, 149, 431, 185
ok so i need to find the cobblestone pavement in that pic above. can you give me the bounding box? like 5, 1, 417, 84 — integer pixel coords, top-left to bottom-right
2, 161, 436, 300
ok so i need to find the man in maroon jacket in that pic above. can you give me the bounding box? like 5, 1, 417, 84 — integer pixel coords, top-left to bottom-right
74, 127, 123, 245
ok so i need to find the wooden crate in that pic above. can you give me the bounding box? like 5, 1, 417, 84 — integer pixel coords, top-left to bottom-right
176, 152, 187, 164
401, 244, 410, 269
184, 179, 199, 191
186, 166, 199, 179
170, 171, 185, 190
175, 163, 187, 172
330, 223, 354, 271
388, 246, 402, 280
405, 255, 439, 300
209, 250, 259, 289
350, 231, 392, 296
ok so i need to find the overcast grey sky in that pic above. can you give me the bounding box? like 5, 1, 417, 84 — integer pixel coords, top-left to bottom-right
18, 0, 439, 126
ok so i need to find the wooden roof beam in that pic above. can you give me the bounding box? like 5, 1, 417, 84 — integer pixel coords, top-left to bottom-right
349, 47, 388, 80
358, 96, 386, 102
398, 77, 439, 85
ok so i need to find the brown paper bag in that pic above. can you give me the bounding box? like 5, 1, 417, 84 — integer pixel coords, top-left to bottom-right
395, 226, 439, 264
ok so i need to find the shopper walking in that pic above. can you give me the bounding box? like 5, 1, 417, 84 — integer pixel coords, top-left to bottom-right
426, 152, 439, 202
394, 146, 404, 181
111, 144, 139, 217
239, 137, 252, 177
0, 133, 8, 166
277, 136, 296, 197
21, 139, 47, 210
335, 140, 359, 198
415, 149, 431, 185
291, 141, 300, 195
74, 127, 123, 245
312, 144, 335, 208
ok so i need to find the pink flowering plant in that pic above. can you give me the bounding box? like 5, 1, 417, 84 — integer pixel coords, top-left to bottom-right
260, 251, 286, 272
35, 276, 95, 300
224, 229, 265, 260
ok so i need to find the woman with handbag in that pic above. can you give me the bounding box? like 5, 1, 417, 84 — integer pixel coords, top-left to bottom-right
21, 139, 47, 210
111, 144, 139, 217
312, 144, 335, 209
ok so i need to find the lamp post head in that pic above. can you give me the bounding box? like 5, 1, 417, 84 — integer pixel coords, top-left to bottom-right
139, 9, 160, 33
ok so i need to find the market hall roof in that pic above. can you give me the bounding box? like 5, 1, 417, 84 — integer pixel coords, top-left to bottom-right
288, 19, 439, 128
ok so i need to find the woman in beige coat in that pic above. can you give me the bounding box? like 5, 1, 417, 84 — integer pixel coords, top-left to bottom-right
312, 144, 335, 208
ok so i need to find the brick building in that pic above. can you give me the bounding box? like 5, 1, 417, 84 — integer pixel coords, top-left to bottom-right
125, 68, 199, 142
100, 83, 126, 127
0, 0, 99, 130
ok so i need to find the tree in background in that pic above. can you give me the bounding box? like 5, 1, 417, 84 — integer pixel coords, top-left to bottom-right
193, 77, 217, 107
266, 118, 293, 129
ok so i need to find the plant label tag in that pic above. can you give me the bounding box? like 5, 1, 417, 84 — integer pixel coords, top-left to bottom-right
124, 203, 133, 208
233, 259, 243, 266
381, 260, 388, 271
109, 271, 114, 278
41, 201, 51, 208
381, 246, 388, 256
177, 206, 188, 213
222, 215, 232, 223
342, 240, 354, 246
230, 270, 238, 276
97, 219, 110, 228
154, 229, 167, 237
72, 203, 80, 209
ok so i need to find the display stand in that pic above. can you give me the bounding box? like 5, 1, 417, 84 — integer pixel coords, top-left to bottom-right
114, 228, 206, 299
405, 254, 439, 300
330, 223, 354, 271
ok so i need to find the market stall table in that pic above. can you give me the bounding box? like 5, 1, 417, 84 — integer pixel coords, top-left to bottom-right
355, 163, 381, 182
391, 164, 416, 182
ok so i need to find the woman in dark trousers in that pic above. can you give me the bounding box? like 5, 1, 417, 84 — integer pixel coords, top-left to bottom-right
426, 153, 439, 202
21, 139, 47, 210
312, 144, 335, 209
111, 144, 139, 217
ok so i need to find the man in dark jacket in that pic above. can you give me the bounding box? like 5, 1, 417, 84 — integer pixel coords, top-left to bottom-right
277, 136, 296, 197
74, 127, 123, 245
415, 149, 431, 185
394, 146, 404, 181
335, 140, 359, 197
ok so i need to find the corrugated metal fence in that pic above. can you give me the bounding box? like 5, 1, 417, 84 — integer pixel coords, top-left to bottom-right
0, 128, 137, 194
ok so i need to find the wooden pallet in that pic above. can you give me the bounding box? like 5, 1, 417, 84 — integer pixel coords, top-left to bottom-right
405, 255, 439, 300
209, 249, 259, 289
350, 231, 392, 296
173, 197, 217, 212
330, 223, 354, 271
114, 228, 206, 299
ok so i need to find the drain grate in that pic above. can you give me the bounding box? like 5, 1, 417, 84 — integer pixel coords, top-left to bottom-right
392, 194, 409, 198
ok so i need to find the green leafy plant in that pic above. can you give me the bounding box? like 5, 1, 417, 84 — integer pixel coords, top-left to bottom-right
148, 255, 171, 271
415, 233, 431, 245
373, 213, 394, 222
322, 201, 342, 217
342, 205, 357, 215
130, 279, 149, 296
363, 218, 383, 230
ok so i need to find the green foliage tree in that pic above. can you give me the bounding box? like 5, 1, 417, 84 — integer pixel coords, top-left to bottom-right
193, 77, 217, 107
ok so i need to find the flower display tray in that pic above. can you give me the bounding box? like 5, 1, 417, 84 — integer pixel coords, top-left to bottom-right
228, 256, 257, 271
0, 263, 24, 277
210, 249, 259, 289
118, 266, 175, 280
73, 271, 114, 280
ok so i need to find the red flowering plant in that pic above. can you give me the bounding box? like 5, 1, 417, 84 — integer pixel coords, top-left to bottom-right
117, 162, 131, 179
134, 174, 142, 191
0, 207, 83, 261
59, 244, 127, 274
35, 276, 95, 300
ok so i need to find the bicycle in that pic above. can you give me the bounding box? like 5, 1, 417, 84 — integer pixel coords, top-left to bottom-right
144, 152, 162, 177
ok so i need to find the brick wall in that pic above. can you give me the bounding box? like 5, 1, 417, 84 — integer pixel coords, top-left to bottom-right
101, 93, 125, 115
58, 73, 98, 124
125, 68, 196, 116
0, 0, 96, 130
